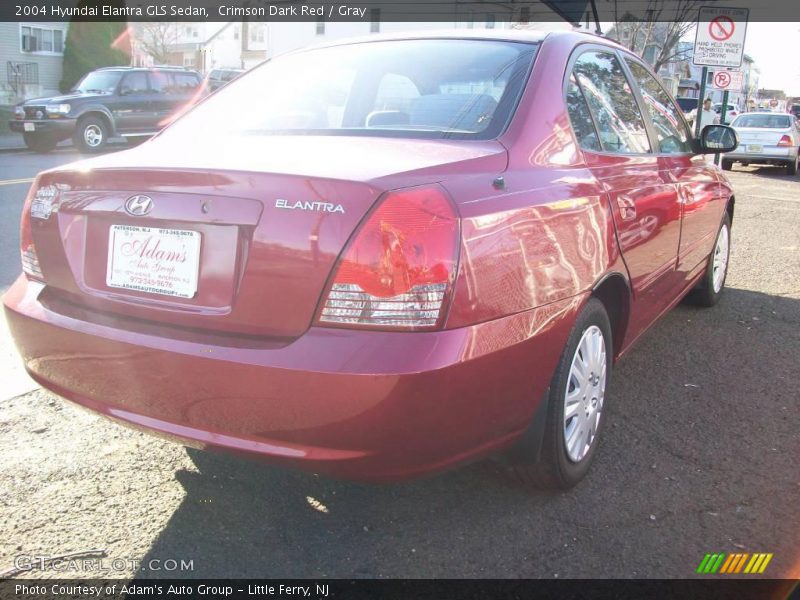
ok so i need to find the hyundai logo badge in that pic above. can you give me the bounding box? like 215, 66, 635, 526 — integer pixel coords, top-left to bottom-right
125, 194, 154, 216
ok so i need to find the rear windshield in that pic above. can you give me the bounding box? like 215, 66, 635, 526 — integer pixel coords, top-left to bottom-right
732, 114, 792, 128
161, 39, 537, 141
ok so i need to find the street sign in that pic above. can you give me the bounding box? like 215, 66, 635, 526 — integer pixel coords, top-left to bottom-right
693, 7, 749, 67
711, 70, 744, 92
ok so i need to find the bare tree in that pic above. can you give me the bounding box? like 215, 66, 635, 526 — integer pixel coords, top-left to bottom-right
609, 0, 697, 73
134, 22, 179, 65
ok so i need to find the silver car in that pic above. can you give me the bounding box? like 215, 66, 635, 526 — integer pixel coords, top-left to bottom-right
723, 112, 800, 175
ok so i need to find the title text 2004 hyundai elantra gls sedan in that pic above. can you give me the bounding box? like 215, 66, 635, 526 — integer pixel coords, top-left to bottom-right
4, 31, 739, 488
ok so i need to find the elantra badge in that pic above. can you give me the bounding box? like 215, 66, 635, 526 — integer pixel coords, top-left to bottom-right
125, 194, 154, 216
275, 199, 345, 214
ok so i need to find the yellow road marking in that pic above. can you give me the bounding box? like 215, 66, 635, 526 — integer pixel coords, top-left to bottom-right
0, 178, 34, 186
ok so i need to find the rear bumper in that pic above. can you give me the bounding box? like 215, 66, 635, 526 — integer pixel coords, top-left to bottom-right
9, 119, 76, 138
3, 276, 580, 481
725, 147, 797, 163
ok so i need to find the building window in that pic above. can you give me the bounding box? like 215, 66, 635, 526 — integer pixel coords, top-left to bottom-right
643, 44, 659, 65
486, 14, 496, 29
250, 25, 265, 43
370, 9, 380, 33
316, 19, 325, 35
21, 25, 65, 54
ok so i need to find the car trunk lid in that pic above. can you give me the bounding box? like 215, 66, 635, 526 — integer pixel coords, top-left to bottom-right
30, 135, 507, 339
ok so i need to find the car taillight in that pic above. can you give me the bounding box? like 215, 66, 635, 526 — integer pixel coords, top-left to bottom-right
317, 185, 459, 331
777, 135, 793, 147
20, 185, 43, 280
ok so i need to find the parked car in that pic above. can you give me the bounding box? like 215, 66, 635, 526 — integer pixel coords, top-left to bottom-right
4, 31, 738, 488
676, 96, 699, 114
206, 68, 245, 92
9, 66, 203, 153
713, 102, 739, 124
723, 112, 800, 175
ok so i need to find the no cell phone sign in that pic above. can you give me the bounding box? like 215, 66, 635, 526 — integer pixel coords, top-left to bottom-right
693, 7, 749, 68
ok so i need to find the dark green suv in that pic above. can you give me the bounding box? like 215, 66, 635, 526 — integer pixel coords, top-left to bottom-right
10, 66, 203, 153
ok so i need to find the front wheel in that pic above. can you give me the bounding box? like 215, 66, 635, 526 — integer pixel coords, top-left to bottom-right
689, 213, 731, 307
721, 159, 733, 171
73, 116, 108, 153
507, 298, 612, 489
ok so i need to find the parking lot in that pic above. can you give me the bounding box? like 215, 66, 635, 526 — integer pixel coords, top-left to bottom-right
0, 148, 798, 579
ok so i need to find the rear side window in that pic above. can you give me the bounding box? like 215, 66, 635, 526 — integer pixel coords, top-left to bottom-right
572, 51, 650, 154
625, 60, 692, 154
119, 72, 148, 95
171, 72, 200, 93
148, 70, 171, 94
566, 74, 601, 151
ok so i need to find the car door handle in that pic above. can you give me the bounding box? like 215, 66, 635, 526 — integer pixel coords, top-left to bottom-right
616, 195, 637, 221
681, 187, 696, 204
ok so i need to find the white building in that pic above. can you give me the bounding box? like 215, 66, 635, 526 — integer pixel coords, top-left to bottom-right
0, 22, 70, 102
137, 19, 513, 74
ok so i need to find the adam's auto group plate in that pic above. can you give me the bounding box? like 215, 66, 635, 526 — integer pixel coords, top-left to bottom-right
106, 225, 201, 298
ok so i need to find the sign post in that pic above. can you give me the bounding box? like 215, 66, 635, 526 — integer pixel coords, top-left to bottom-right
692, 6, 749, 158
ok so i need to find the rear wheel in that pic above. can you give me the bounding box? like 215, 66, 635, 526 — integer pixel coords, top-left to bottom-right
786, 153, 798, 176
689, 213, 731, 307
23, 133, 57, 153
507, 298, 612, 489
73, 115, 108, 153
721, 159, 733, 171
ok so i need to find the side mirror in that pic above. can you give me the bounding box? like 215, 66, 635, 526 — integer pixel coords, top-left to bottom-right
699, 124, 738, 154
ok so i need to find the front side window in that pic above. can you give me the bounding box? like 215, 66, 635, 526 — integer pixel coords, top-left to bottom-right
572, 51, 651, 154
74, 71, 122, 93
625, 60, 692, 153
160, 39, 538, 142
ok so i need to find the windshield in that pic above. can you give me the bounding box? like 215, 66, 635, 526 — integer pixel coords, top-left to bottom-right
161, 39, 537, 141
74, 71, 122, 93
732, 114, 792, 128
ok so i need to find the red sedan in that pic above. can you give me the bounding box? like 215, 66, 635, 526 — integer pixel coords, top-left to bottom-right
4, 31, 738, 487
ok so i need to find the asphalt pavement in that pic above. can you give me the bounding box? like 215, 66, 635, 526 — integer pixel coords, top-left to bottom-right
0, 149, 798, 579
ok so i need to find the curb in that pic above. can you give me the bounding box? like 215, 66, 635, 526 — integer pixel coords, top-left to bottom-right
0, 139, 129, 155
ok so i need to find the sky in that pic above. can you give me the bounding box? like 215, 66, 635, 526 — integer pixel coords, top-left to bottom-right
741, 22, 800, 97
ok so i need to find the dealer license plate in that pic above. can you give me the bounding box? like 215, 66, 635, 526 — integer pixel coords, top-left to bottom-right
106, 225, 201, 298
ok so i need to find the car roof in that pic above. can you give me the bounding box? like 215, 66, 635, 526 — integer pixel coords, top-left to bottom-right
94, 66, 199, 73
734, 111, 791, 117
295, 28, 620, 52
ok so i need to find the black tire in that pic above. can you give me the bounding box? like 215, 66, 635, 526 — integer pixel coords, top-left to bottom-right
721, 159, 733, 171
507, 298, 613, 489
786, 154, 798, 176
688, 212, 731, 307
73, 115, 108, 153
23, 133, 57, 153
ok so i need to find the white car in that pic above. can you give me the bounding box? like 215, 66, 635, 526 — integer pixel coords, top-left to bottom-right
713, 102, 739, 124
723, 112, 800, 175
